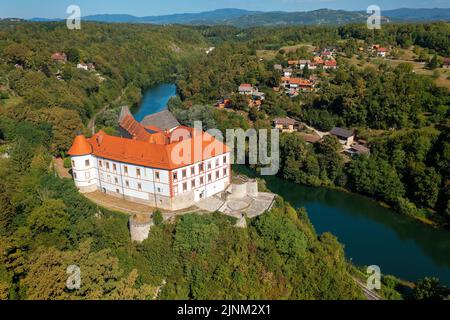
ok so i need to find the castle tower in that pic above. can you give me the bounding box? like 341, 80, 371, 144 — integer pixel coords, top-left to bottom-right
129, 214, 153, 243
67, 133, 98, 193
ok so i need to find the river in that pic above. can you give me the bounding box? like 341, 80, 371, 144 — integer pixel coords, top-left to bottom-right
132, 83, 177, 122
136, 84, 450, 286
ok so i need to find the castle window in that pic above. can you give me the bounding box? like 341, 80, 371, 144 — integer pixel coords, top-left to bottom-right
137, 183, 142, 191
155, 171, 160, 181
216, 158, 219, 167
182, 170, 187, 179
223, 156, 227, 164
191, 180, 196, 189
157, 187, 161, 193
191, 167, 195, 175
113, 163, 117, 172
183, 182, 187, 192
114, 177, 118, 184
98, 160, 102, 167
136, 168, 141, 178
200, 177, 204, 185
124, 166, 128, 175
125, 180, 129, 187
116, 189, 120, 194
85, 159, 90, 167
216, 171, 220, 179
173, 172, 178, 181
207, 161, 212, 170
223, 168, 227, 177
106, 162, 110, 170
199, 163, 204, 173
208, 174, 212, 183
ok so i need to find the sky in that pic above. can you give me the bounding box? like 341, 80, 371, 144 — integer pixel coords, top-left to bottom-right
1, 0, 449, 19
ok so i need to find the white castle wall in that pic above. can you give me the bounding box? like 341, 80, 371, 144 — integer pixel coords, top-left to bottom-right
71, 152, 231, 211
71, 154, 98, 193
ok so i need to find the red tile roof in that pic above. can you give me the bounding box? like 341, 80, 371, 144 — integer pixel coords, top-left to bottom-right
119, 113, 156, 142
67, 134, 93, 156
325, 60, 337, 67
282, 77, 313, 86
69, 128, 229, 170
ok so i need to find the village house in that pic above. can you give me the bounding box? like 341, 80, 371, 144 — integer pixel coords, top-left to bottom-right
377, 47, 388, 58
312, 56, 324, 65
252, 91, 265, 101
77, 62, 96, 71
214, 97, 232, 109
288, 60, 299, 68
51, 52, 67, 63
323, 60, 338, 70
345, 143, 370, 157
273, 117, 299, 133
284, 68, 293, 78
298, 60, 311, 70
281, 77, 315, 93
329, 127, 355, 147
68, 109, 231, 211
238, 83, 255, 95
321, 49, 333, 59
308, 62, 318, 70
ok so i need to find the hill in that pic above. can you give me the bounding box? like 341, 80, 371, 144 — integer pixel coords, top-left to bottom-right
29, 8, 450, 27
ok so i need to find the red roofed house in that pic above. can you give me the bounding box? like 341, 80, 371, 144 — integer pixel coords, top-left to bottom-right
323, 60, 337, 70
443, 57, 450, 69
377, 47, 388, 58
51, 52, 67, 63
281, 77, 315, 93
68, 110, 231, 211
238, 83, 255, 95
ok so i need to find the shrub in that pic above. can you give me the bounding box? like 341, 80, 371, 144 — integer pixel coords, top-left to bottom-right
63, 157, 72, 169
153, 210, 163, 226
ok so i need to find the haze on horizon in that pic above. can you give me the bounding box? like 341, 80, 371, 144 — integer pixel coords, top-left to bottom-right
1, 0, 449, 19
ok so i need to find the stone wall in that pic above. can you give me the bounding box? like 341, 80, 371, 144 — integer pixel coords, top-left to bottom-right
129, 214, 154, 242
227, 180, 259, 200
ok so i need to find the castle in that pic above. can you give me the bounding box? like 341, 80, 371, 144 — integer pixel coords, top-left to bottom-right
68, 107, 231, 211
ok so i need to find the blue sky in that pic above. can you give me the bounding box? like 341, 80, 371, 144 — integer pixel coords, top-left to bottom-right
1, 0, 449, 19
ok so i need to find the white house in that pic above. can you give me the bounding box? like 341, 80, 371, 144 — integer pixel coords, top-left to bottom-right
68, 114, 231, 211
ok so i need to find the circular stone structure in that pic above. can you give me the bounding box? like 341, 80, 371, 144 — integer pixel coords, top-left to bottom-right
230, 183, 247, 199
227, 200, 249, 212
129, 213, 153, 243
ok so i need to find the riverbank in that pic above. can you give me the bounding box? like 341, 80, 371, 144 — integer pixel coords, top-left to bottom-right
234, 165, 450, 286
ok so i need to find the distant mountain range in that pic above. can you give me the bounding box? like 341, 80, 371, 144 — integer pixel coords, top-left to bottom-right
29, 8, 450, 27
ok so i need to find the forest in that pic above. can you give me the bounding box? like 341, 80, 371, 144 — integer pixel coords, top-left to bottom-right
0, 20, 449, 299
